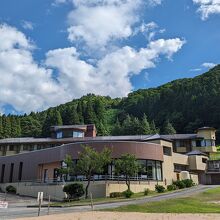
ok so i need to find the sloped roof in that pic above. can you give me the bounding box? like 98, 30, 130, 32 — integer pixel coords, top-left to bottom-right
186, 150, 208, 156
161, 134, 203, 140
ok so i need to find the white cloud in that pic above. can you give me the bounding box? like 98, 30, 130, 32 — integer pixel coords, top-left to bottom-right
189, 62, 216, 72
190, 68, 202, 71
21, 20, 34, 30
45, 38, 185, 98
0, 24, 70, 113
202, 62, 216, 68
193, 0, 220, 20
67, 0, 162, 49
134, 21, 166, 41
67, 0, 141, 49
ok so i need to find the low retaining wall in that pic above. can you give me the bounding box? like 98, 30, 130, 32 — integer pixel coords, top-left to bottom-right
0, 182, 65, 201
0, 180, 165, 200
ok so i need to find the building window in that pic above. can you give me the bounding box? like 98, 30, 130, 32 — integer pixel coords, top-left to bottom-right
18, 162, 23, 181
156, 161, 162, 181
196, 140, 201, 147
9, 145, 15, 151
23, 145, 29, 151
56, 131, 63, 139
9, 163, 14, 183
174, 163, 188, 172
147, 160, 156, 180
1, 164, 5, 183
73, 131, 84, 138
202, 158, 207, 163
163, 146, 172, 156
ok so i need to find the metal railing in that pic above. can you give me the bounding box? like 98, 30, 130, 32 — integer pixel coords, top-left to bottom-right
17, 174, 163, 185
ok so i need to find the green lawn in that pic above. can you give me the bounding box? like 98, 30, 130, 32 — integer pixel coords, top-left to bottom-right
51, 191, 157, 207
107, 187, 220, 213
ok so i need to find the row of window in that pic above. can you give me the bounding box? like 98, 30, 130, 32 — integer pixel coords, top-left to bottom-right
61, 159, 163, 181
0, 162, 23, 183
0, 144, 58, 154
56, 131, 84, 139
174, 139, 215, 148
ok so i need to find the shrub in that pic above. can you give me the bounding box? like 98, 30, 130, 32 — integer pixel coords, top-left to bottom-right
155, 185, 165, 193
182, 179, 194, 188
167, 184, 177, 191
110, 192, 123, 198
173, 180, 186, 189
6, 185, 16, 194
144, 188, 150, 196
122, 189, 134, 198
63, 183, 85, 200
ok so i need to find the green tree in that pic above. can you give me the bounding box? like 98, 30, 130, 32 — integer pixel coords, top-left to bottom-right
115, 154, 142, 191
112, 118, 122, 135
63, 106, 80, 125
141, 114, 151, 134
76, 101, 84, 124
0, 116, 3, 138
163, 120, 176, 134
10, 116, 21, 137
121, 114, 133, 135
84, 100, 97, 124
75, 146, 111, 198
20, 116, 41, 137
2, 115, 11, 138
150, 120, 159, 134
58, 154, 74, 178
42, 109, 63, 137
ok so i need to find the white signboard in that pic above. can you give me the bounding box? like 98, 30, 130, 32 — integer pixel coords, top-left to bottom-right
0, 201, 8, 209
37, 192, 43, 203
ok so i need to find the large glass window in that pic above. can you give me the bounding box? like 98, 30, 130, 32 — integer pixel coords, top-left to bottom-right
73, 131, 84, 138
147, 160, 156, 180
163, 146, 172, 156
56, 131, 63, 139
156, 161, 162, 181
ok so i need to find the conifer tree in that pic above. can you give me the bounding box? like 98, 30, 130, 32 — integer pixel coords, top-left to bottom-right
150, 120, 159, 134
163, 120, 176, 134
0, 116, 3, 138
112, 118, 122, 135
3, 116, 11, 138
122, 114, 133, 135
76, 101, 84, 124
141, 114, 151, 134
84, 100, 97, 124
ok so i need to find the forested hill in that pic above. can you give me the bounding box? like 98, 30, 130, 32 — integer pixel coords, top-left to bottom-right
0, 65, 220, 141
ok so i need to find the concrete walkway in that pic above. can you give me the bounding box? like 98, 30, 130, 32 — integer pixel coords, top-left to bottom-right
0, 185, 218, 219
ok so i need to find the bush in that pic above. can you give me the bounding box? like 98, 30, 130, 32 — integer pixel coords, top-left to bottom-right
122, 189, 134, 198
173, 180, 186, 189
110, 192, 123, 198
155, 185, 165, 193
144, 188, 150, 196
167, 184, 177, 191
6, 185, 16, 194
182, 179, 194, 188
63, 183, 85, 200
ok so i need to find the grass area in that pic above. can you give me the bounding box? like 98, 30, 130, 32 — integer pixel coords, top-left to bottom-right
107, 187, 220, 213
51, 190, 157, 207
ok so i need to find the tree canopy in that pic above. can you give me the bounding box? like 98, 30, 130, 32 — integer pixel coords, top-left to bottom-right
0, 65, 220, 141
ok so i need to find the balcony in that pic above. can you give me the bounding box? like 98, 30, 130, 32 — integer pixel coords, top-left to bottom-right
192, 146, 217, 153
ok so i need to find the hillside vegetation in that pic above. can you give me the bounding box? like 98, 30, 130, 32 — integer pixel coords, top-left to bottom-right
0, 65, 220, 141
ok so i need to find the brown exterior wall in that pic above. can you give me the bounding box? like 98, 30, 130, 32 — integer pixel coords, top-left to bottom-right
0, 141, 163, 183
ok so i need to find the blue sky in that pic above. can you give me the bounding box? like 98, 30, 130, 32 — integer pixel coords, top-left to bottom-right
0, 0, 219, 114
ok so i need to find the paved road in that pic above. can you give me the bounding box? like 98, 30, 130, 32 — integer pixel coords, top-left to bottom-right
0, 185, 218, 219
